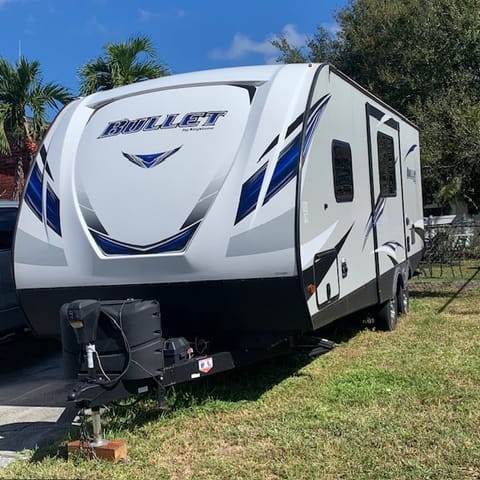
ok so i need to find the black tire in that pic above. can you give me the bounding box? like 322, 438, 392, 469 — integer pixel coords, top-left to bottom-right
397, 283, 409, 315
374, 296, 398, 331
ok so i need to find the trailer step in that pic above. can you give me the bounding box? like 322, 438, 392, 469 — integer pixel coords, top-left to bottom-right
293, 336, 338, 357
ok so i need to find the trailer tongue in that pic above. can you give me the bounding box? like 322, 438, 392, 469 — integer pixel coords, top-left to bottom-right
61, 296, 336, 456
61, 298, 336, 409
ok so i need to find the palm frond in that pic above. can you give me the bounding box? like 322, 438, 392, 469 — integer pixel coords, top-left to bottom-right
0, 103, 12, 155
78, 57, 113, 95
0, 56, 72, 151
79, 35, 170, 92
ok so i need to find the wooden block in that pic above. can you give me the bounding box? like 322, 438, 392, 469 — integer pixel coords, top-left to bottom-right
67, 439, 127, 462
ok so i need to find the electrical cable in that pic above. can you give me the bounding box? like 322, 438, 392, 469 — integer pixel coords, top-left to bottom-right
94, 350, 111, 382
85, 299, 134, 389
82, 299, 166, 408
130, 359, 164, 388
100, 301, 134, 386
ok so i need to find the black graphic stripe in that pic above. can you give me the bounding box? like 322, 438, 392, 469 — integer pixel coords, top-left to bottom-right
413, 226, 425, 241
39, 144, 53, 180
230, 84, 257, 103
303, 223, 354, 300
286, 112, 304, 137
367, 103, 399, 130
258, 135, 279, 162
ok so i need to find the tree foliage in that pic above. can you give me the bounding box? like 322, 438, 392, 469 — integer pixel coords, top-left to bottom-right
0, 57, 72, 154
79, 35, 170, 95
273, 0, 480, 211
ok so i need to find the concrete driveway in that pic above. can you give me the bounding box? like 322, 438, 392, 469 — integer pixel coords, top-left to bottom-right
0, 332, 76, 467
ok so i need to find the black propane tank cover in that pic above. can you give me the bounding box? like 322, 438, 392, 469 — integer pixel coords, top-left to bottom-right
65, 299, 164, 382
100, 299, 162, 346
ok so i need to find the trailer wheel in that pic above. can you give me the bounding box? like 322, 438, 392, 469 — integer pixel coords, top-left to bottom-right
374, 297, 398, 331
397, 284, 409, 315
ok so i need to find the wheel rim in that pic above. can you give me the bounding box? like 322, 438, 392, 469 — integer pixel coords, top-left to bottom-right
398, 286, 409, 314
389, 299, 396, 323
402, 290, 408, 311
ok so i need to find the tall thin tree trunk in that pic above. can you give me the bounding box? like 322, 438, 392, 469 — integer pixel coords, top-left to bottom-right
12, 154, 25, 201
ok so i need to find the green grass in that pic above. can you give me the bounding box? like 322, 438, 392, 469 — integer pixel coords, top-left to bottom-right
413, 259, 480, 283
3, 281, 480, 479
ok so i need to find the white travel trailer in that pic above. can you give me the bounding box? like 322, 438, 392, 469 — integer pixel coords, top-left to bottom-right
14, 63, 424, 347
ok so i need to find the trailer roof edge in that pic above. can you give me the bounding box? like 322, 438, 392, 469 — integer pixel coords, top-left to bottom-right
328, 64, 418, 130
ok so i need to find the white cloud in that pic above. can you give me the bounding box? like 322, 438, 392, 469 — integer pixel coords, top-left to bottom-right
210, 34, 276, 61
24, 13, 35, 35
281, 24, 308, 48
0, 0, 30, 8
138, 8, 154, 21
321, 22, 340, 36
210, 24, 308, 64
85, 16, 108, 36
138, 8, 187, 22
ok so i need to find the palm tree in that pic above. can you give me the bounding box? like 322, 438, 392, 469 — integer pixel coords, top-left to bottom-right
0, 57, 72, 155
79, 35, 170, 95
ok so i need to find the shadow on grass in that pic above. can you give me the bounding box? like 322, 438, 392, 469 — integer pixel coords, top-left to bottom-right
414, 264, 480, 281
410, 289, 455, 299
28, 311, 372, 461
29, 440, 69, 463
101, 313, 371, 433
410, 266, 480, 312
437, 266, 479, 313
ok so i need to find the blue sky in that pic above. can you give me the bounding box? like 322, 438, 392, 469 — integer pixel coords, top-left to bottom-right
0, 0, 347, 96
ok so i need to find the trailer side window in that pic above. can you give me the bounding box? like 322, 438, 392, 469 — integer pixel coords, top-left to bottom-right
377, 132, 396, 197
332, 140, 354, 202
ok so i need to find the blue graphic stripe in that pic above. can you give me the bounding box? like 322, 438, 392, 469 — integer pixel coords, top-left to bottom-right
362, 196, 387, 250
405, 144, 417, 158
263, 95, 331, 205
373, 197, 386, 225
383, 241, 403, 250
366, 197, 386, 233
123, 146, 182, 169
90, 231, 136, 255
24, 163, 43, 221
302, 96, 331, 157
46, 185, 61, 236
90, 223, 199, 255
263, 138, 300, 205
136, 152, 164, 167
235, 164, 267, 224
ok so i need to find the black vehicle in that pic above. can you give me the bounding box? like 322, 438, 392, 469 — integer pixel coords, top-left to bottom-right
0, 201, 26, 334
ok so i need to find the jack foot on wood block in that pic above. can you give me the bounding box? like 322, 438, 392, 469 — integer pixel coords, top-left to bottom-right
67, 439, 127, 463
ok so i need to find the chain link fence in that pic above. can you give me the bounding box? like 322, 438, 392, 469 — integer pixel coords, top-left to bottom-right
420, 216, 480, 277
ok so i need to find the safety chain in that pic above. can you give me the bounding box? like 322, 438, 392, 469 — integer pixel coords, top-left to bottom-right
78, 409, 100, 461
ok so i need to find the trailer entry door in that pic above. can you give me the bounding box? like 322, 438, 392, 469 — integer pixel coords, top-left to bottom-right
366, 103, 407, 302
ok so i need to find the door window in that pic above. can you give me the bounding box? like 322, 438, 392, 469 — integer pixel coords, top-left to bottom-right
377, 132, 396, 197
